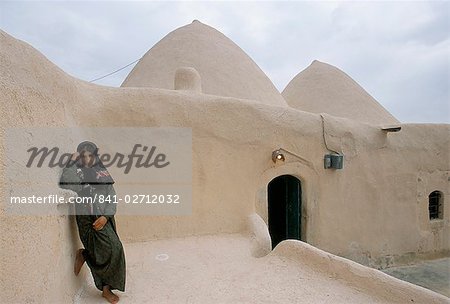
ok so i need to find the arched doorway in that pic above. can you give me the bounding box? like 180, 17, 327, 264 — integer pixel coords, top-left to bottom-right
268, 175, 302, 249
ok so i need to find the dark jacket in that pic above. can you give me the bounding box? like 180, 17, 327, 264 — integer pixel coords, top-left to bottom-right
59, 159, 118, 233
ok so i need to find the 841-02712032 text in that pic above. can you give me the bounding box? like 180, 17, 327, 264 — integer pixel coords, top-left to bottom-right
96, 194, 181, 204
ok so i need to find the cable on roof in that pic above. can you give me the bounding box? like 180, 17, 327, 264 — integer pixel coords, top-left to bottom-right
89, 57, 142, 83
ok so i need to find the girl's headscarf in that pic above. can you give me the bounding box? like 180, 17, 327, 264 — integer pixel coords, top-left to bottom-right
76, 141, 115, 185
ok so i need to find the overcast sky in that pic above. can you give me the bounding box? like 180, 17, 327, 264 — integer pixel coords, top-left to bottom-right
1, 1, 448, 123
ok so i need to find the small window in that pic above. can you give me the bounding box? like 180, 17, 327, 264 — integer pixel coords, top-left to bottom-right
429, 191, 443, 220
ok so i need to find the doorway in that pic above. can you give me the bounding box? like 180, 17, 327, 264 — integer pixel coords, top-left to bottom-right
268, 175, 302, 249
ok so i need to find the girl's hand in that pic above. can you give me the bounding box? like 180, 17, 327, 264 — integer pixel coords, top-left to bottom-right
71, 152, 80, 161
93, 216, 107, 231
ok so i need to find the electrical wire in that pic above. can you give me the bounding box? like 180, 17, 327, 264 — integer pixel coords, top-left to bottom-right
88, 57, 142, 83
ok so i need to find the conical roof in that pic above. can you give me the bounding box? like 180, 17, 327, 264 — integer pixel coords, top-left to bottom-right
282, 60, 399, 125
122, 20, 287, 107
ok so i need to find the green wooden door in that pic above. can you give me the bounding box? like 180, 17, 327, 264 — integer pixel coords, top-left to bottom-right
268, 175, 301, 249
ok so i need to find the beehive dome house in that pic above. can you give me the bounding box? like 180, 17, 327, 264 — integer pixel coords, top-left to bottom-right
1, 20, 448, 303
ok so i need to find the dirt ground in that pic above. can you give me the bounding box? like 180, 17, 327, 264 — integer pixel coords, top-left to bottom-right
382, 257, 450, 298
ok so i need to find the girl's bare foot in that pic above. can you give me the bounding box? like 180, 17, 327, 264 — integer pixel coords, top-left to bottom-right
102, 285, 119, 303
74, 249, 85, 276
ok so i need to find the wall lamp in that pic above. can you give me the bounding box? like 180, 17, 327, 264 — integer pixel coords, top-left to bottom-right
272, 149, 285, 162
271, 147, 308, 163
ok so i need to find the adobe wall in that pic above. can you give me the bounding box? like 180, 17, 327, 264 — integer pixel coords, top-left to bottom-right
64, 84, 449, 269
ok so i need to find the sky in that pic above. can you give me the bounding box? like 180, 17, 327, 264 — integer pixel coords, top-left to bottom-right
1, 1, 449, 123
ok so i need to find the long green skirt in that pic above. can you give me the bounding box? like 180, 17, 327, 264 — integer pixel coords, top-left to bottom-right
76, 214, 126, 292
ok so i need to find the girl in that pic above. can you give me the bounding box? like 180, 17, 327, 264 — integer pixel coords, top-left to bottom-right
59, 141, 126, 304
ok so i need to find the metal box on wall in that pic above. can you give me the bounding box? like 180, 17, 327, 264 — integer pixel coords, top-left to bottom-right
324, 154, 344, 169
